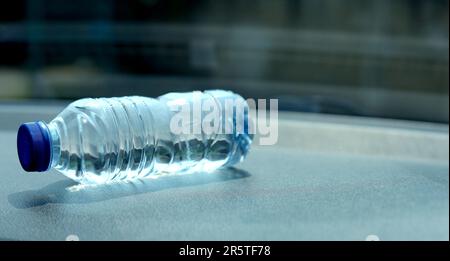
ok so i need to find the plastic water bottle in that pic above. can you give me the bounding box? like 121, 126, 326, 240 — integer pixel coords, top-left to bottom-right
17, 90, 253, 185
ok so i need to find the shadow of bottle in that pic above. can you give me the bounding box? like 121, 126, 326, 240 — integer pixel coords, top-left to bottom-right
8, 167, 251, 209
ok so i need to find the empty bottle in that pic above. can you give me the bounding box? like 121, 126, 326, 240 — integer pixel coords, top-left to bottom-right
17, 90, 253, 184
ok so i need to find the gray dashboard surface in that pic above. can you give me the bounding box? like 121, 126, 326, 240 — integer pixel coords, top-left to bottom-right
0, 103, 448, 240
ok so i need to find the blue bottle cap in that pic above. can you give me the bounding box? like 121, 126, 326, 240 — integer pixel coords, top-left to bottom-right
17, 122, 51, 172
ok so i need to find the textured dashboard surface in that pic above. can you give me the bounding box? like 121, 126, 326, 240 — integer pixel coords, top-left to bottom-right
0, 104, 448, 240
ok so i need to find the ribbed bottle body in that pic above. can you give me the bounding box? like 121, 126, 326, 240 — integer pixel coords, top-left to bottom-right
47, 90, 252, 184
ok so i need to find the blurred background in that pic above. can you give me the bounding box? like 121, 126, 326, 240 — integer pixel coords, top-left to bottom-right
0, 0, 448, 122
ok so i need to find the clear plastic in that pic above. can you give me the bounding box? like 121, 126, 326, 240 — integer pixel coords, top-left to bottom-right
44, 90, 253, 184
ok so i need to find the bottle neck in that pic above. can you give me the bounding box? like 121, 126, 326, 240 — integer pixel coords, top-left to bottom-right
45, 121, 61, 169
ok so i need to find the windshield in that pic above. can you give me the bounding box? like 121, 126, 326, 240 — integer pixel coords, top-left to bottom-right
0, 0, 448, 122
